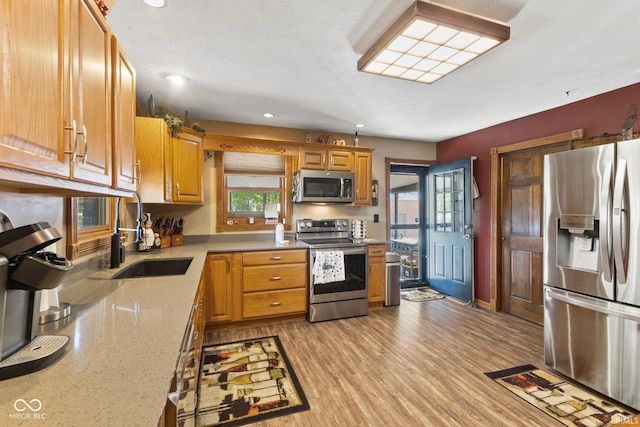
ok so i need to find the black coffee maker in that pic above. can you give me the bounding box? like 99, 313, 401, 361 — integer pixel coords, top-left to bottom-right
0, 216, 73, 380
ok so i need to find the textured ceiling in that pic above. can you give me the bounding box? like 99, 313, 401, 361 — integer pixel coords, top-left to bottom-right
107, 0, 640, 143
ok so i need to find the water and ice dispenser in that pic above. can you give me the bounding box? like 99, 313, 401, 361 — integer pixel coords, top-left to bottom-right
555, 214, 600, 273
0, 217, 73, 380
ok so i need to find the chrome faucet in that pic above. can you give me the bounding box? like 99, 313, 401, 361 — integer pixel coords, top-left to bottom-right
110, 192, 144, 269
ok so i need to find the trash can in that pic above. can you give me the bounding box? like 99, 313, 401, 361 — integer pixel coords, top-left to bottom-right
385, 252, 401, 306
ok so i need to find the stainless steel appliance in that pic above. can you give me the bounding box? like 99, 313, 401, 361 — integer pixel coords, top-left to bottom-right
544, 141, 640, 410
295, 219, 368, 322
0, 218, 73, 380
292, 170, 354, 203
390, 239, 420, 284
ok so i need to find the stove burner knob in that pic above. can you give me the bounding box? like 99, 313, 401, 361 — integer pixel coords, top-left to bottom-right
305, 221, 312, 228
341, 220, 348, 227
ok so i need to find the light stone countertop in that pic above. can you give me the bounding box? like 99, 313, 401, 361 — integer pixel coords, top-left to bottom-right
0, 239, 308, 426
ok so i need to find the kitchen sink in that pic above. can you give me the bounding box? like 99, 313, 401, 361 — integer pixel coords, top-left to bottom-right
111, 257, 193, 279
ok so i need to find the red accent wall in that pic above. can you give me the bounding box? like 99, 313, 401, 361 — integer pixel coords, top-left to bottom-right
436, 82, 640, 303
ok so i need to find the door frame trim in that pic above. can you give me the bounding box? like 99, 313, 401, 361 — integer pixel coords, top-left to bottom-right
488, 129, 584, 312
385, 157, 436, 242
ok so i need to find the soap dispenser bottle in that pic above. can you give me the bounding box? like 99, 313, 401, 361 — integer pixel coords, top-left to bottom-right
275, 222, 284, 242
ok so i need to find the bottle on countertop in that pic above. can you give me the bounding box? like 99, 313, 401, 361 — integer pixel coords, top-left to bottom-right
275, 222, 284, 242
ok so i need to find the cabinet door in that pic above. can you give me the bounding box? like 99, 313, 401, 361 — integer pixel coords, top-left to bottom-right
70, 0, 112, 186
368, 245, 386, 303
205, 254, 234, 323
353, 152, 372, 205
135, 117, 169, 203
0, 0, 71, 178
111, 37, 137, 191
328, 151, 354, 171
299, 150, 326, 170
171, 132, 203, 203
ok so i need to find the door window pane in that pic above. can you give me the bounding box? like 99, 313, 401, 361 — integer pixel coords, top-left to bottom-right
434, 169, 464, 233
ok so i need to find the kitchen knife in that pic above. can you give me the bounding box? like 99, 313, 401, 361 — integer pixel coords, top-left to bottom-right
174, 218, 184, 235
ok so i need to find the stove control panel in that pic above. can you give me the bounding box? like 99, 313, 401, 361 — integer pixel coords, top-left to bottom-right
295, 218, 349, 233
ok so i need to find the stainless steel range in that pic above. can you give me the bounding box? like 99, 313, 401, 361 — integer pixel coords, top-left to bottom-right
295, 219, 368, 323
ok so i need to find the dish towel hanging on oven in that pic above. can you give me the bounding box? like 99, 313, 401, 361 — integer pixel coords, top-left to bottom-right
312, 250, 345, 284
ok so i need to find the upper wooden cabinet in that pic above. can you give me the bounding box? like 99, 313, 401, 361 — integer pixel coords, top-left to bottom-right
0, 0, 134, 195
69, 0, 112, 186
135, 117, 204, 204
1, 0, 71, 178
172, 128, 204, 203
353, 152, 372, 206
299, 149, 354, 171
111, 37, 138, 191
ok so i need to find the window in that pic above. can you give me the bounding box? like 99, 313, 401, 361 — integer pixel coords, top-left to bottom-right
434, 169, 464, 233
227, 175, 281, 217
216, 151, 293, 232
66, 197, 116, 260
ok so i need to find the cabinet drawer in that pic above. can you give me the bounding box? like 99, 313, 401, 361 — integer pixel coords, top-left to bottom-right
242, 249, 307, 266
243, 264, 308, 292
368, 244, 386, 257
242, 288, 307, 319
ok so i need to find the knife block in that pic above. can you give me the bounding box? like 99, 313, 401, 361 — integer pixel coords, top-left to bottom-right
171, 235, 183, 246
153, 227, 172, 248
160, 237, 171, 248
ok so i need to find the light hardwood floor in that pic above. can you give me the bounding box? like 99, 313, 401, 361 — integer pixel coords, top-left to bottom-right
203, 297, 555, 426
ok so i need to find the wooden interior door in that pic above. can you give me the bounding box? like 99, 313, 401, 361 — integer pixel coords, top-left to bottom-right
500, 146, 564, 324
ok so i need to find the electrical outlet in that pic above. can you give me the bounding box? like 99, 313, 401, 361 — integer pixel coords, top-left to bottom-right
373, 214, 379, 223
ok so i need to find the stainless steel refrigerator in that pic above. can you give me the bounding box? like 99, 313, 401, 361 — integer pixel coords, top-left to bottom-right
544, 140, 640, 410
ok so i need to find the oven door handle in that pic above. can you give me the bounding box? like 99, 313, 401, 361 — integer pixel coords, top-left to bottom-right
310, 246, 367, 256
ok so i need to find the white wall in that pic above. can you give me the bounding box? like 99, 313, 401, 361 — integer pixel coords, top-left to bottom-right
0, 188, 65, 254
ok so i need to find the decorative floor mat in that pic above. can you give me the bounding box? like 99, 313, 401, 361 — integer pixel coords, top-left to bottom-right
400, 287, 445, 302
485, 364, 638, 426
197, 335, 310, 427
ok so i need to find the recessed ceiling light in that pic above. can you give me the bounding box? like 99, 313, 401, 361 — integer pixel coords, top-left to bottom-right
262, 112, 275, 118
355, 123, 366, 128
142, 0, 166, 7
164, 73, 186, 86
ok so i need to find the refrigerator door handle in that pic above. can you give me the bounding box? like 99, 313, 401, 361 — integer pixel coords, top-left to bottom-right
612, 159, 628, 284
547, 287, 640, 322
600, 161, 613, 282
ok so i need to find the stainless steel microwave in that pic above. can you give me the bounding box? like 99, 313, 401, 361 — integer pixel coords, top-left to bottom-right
293, 170, 354, 203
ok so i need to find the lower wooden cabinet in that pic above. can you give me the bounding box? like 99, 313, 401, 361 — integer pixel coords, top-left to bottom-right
368, 243, 386, 304
204, 249, 308, 325
204, 253, 239, 323
241, 249, 308, 320
242, 288, 307, 319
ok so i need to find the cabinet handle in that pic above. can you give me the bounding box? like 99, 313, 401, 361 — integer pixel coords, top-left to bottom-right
134, 159, 141, 183
269, 256, 282, 260
81, 125, 88, 164
176, 182, 180, 196
269, 301, 282, 307
270, 276, 282, 281
63, 120, 78, 162
371, 250, 383, 255
226, 260, 230, 272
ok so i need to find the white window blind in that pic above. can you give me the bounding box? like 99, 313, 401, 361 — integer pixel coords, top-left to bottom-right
223, 152, 285, 175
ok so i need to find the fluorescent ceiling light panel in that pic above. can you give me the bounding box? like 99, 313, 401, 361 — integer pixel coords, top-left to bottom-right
358, 1, 510, 84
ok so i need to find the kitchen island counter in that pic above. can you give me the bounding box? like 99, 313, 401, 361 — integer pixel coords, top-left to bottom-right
0, 239, 308, 426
